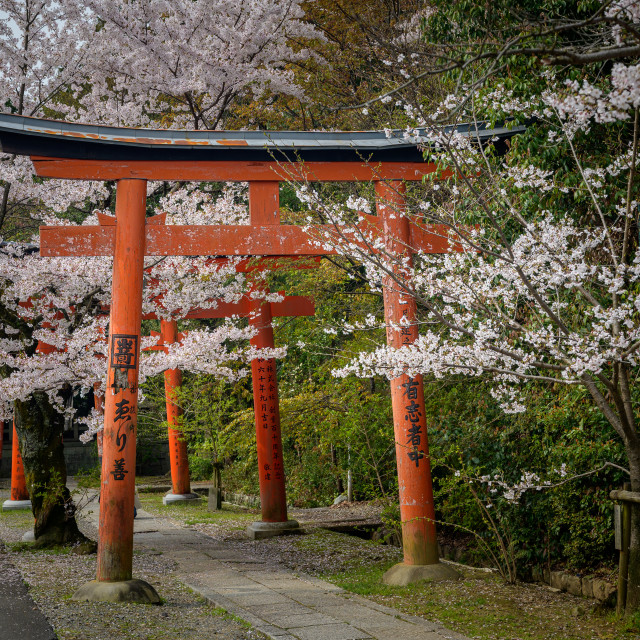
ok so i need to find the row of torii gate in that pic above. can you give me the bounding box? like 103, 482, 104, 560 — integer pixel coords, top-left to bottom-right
0, 114, 518, 601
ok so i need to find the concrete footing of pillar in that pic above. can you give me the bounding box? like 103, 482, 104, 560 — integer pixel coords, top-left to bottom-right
2, 499, 32, 512
382, 562, 461, 586
72, 579, 161, 604
22, 530, 35, 542
246, 520, 300, 540
162, 492, 201, 505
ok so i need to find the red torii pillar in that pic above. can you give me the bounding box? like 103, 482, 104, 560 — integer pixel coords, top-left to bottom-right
376, 181, 458, 584
74, 179, 160, 603
159, 319, 198, 504
2, 421, 31, 511
246, 182, 299, 539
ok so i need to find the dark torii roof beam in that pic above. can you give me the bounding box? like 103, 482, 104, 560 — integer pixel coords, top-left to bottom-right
0, 114, 525, 182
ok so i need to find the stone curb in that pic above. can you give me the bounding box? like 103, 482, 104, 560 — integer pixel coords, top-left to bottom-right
546, 570, 616, 603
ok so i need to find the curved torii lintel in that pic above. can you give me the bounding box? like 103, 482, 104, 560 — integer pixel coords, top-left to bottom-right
0, 113, 524, 181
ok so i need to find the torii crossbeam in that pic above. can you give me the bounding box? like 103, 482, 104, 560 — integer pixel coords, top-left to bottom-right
0, 114, 521, 601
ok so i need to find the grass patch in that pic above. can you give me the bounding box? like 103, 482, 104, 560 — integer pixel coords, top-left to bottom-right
6, 541, 73, 555
272, 529, 634, 640
621, 612, 640, 635
209, 607, 252, 628
0, 508, 34, 527
326, 565, 633, 639
137, 493, 258, 527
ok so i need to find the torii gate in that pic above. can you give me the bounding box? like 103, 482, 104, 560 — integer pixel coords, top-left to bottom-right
0, 114, 521, 601
145, 290, 315, 531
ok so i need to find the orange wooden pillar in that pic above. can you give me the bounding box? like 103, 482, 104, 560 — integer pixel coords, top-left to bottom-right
2, 420, 31, 510
74, 179, 159, 602
376, 181, 458, 584
160, 319, 198, 503
246, 182, 298, 539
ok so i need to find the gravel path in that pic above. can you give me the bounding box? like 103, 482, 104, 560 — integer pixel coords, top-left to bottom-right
0, 488, 266, 640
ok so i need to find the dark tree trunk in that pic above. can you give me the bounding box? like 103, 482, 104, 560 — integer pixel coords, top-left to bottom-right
14, 391, 96, 552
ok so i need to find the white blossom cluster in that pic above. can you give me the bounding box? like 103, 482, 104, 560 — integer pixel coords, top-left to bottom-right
0, 0, 316, 426
543, 63, 640, 137
295, 54, 640, 421
458, 464, 568, 504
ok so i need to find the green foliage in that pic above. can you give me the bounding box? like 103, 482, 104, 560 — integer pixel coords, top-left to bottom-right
426, 380, 626, 576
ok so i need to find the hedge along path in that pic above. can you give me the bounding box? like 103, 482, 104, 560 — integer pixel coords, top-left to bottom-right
0, 113, 521, 600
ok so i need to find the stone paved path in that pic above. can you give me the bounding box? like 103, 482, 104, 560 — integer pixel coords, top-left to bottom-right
81, 502, 470, 640
0, 544, 56, 640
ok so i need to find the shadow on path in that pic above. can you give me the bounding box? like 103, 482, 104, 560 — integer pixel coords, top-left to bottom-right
0, 544, 57, 640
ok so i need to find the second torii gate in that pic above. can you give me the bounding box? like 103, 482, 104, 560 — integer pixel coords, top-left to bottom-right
147, 290, 315, 538
0, 114, 522, 601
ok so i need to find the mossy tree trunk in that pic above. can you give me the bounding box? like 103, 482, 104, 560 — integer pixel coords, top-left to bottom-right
14, 390, 95, 551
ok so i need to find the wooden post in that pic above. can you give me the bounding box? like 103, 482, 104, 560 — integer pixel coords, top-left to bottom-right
376, 181, 458, 584
617, 482, 632, 614
161, 319, 198, 503
74, 179, 159, 603
246, 182, 298, 539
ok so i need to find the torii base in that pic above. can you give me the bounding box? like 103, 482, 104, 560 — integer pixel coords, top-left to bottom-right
382, 562, 461, 586
22, 530, 35, 542
2, 499, 32, 512
246, 520, 300, 540
162, 492, 201, 505
72, 579, 161, 604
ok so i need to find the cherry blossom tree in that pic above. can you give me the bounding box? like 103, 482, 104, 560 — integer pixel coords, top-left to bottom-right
294, 0, 640, 609
0, 0, 319, 545
65, 0, 321, 129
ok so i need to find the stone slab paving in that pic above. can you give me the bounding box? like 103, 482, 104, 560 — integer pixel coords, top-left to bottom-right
79, 503, 470, 640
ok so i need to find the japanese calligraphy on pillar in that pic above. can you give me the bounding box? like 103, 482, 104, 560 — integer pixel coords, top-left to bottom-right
11, 450, 24, 501
400, 308, 412, 345
402, 377, 424, 467
255, 358, 283, 482
114, 397, 132, 453
108, 334, 138, 481
110, 334, 138, 369
111, 458, 129, 480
